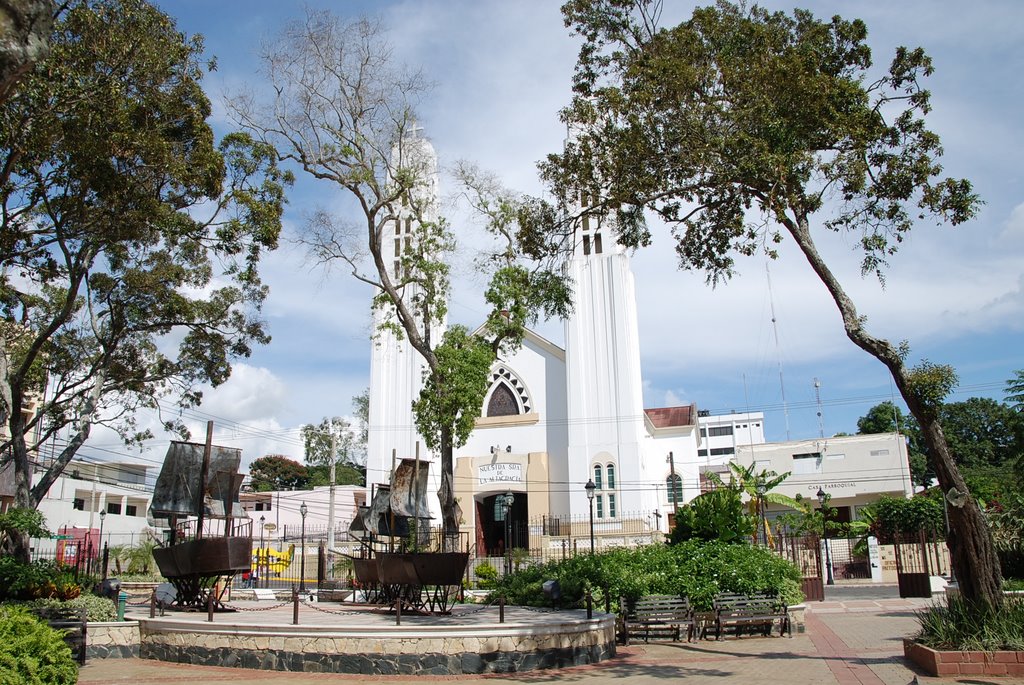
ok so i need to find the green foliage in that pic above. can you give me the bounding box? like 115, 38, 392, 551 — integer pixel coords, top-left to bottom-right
871, 494, 944, 542
670, 489, 755, 544
492, 542, 802, 611
906, 362, 958, 421
0, 0, 290, 538
21, 594, 117, 622
0, 558, 85, 601
307, 463, 364, 487
0, 508, 50, 551
0, 606, 78, 684
474, 562, 499, 589
914, 594, 1024, 651
548, 1, 979, 279
301, 416, 365, 475
413, 326, 495, 453
939, 397, 1023, 472
1005, 370, 1024, 413
249, 454, 309, 492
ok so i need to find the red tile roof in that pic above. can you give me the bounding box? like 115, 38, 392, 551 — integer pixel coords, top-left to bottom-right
644, 405, 696, 429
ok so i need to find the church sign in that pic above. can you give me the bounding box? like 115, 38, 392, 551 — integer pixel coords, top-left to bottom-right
478, 463, 523, 485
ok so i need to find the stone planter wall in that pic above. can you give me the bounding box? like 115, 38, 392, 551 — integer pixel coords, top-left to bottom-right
138, 614, 616, 675
87, 621, 140, 659
904, 639, 1024, 677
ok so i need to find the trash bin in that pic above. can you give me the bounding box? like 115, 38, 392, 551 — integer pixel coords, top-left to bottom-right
117, 590, 128, 621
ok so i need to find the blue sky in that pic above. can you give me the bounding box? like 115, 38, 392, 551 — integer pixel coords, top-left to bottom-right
82, 0, 1024, 471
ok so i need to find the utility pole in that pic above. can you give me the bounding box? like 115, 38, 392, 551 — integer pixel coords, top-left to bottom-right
327, 425, 337, 575
667, 452, 678, 510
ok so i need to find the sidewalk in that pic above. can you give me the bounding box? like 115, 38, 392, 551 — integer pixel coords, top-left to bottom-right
77, 596, 1024, 685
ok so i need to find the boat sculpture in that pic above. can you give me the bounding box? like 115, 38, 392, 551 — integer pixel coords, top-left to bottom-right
149, 438, 251, 609
346, 458, 468, 613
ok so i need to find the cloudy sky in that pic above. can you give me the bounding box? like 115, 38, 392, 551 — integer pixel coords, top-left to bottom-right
81, 0, 1024, 476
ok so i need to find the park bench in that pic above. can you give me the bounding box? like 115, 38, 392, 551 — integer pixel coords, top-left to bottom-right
33, 606, 87, 665
620, 594, 695, 645
712, 592, 790, 640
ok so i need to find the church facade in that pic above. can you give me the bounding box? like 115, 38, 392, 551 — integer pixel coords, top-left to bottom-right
365, 130, 704, 555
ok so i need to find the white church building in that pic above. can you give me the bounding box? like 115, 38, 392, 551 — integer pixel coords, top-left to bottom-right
363, 131, 911, 558
364, 129, 715, 556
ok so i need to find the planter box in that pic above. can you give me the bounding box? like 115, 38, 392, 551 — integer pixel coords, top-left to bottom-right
904, 639, 1024, 677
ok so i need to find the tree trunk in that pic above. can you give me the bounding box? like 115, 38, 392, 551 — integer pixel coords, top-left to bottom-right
437, 424, 459, 552
786, 215, 1003, 609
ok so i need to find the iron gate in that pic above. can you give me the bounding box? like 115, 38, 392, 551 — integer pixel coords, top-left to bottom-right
776, 533, 824, 602
892, 529, 947, 598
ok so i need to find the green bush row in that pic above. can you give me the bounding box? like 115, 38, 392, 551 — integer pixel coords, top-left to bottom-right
490, 540, 803, 612
0, 606, 78, 684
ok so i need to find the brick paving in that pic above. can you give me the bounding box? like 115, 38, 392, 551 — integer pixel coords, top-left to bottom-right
78, 596, 1024, 685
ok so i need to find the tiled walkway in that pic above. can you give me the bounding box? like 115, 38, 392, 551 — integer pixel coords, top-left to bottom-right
78, 596, 1022, 685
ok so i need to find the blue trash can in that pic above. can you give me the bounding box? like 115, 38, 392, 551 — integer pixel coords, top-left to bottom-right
117, 590, 128, 621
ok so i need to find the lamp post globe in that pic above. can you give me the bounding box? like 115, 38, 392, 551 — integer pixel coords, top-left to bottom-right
585, 479, 596, 554
299, 502, 308, 593
817, 488, 834, 586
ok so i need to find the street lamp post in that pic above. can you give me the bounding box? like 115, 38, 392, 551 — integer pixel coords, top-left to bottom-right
585, 479, 596, 554
259, 515, 265, 589
98, 510, 106, 579
501, 492, 514, 576
817, 488, 834, 585
299, 502, 308, 593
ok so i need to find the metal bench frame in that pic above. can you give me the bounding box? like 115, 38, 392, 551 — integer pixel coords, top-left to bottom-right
712, 592, 791, 639
621, 594, 695, 645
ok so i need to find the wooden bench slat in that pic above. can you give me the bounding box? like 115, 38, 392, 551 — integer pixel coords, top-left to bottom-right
712, 592, 790, 640
621, 595, 695, 645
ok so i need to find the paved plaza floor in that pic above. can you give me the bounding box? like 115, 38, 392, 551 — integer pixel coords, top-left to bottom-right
78, 593, 1024, 685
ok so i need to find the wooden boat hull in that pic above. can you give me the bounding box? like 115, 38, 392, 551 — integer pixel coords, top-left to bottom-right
154, 537, 252, 579
376, 552, 468, 586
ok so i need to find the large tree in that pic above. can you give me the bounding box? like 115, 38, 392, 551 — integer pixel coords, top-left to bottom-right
541, 0, 1001, 607
249, 455, 309, 492
230, 10, 569, 544
0, 0, 289, 560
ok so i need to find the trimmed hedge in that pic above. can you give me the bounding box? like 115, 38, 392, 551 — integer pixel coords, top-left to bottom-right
491, 540, 803, 611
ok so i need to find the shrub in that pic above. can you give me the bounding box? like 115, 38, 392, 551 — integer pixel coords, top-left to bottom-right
872, 494, 944, 542
474, 562, 498, 589
914, 594, 1024, 651
0, 606, 78, 684
0, 558, 88, 601
670, 489, 755, 544
491, 541, 802, 611
20, 594, 117, 622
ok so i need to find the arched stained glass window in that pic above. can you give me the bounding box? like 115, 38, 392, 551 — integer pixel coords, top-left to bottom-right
593, 464, 603, 490
606, 463, 616, 489
486, 383, 519, 417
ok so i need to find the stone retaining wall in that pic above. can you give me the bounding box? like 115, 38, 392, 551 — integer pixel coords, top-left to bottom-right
138, 616, 616, 675
87, 621, 140, 659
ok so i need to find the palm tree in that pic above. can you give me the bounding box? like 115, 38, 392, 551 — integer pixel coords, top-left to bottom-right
703, 463, 808, 545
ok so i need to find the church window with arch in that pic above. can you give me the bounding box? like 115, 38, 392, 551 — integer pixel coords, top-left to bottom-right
484, 365, 532, 418
666, 474, 683, 506
593, 460, 617, 519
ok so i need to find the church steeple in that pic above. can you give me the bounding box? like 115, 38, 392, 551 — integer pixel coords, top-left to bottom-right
564, 200, 654, 519
366, 124, 443, 504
